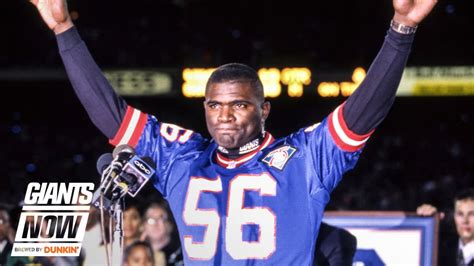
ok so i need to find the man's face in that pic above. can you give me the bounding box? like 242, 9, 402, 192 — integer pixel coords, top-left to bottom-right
454, 199, 474, 244
0, 211, 9, 240
204, 81, 270, 149
124, 207, 141, 239
144, 207, 172, 242
124, 245, 153, 266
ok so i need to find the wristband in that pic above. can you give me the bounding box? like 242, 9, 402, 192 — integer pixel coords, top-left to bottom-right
390, 19, 417, 35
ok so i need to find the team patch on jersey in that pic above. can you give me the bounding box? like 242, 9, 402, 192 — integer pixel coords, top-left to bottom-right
261, 145, 297, 170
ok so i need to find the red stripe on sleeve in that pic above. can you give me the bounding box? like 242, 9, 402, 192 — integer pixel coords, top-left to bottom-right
109, 106, 135, 146
338, 103, 373, 141
128, 112, 148, 148
328, 112, 364, 152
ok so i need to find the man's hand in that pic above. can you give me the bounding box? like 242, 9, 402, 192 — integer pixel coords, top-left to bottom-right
393, 0, 437, 27
30, 0, 73, 34
416, 203, 445, 219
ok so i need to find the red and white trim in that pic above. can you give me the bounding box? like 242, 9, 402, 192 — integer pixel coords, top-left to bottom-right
216, 133, 275, 169
328, 103, 373, 152
109, 106, 148, 147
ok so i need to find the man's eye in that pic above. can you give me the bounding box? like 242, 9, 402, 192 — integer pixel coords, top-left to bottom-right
235, 103, 246, 109
208, 104, 219, 109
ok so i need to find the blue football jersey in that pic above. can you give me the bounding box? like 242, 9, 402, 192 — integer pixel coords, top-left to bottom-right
109, 103, 371, 265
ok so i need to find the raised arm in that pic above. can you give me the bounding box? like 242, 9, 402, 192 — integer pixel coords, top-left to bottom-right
342, 0, 437, 135
31, 0, 127, 139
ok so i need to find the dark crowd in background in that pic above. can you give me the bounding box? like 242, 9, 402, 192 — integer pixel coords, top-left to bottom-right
2, 0, 473, 68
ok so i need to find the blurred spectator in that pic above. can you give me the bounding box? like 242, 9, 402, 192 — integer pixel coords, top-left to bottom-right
417, 188, 474, 266
141, 201, 182, 266
123, 241, 154, 266
81, 206, 110, 265
7, 256, 54, 266
0, 208, 13, 265
124, 200, 143, 248
314, 222, 357, 266
5, 209, 56, 266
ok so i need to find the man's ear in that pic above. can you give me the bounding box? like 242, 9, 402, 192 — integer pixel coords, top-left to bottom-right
261, 101, 271, 121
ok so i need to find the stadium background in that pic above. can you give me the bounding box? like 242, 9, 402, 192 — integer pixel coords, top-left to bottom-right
0, 0, 473, 245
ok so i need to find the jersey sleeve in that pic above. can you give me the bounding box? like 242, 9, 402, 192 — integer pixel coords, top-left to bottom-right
56, 28, 206, 196
343, 28, 415, 134
57, 27, 127, 139
109, 106, 206, 196
296, 27, 414, 197
292, 103, 373, 197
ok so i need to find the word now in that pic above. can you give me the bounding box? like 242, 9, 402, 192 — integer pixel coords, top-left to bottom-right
15, 212, 89, 242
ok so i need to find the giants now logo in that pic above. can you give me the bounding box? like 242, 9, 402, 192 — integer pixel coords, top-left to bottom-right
12, 182, 94, 257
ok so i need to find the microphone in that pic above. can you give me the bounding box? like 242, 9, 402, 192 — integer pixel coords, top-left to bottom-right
113, 144, 135, 159
92, 153, 114, 211
92, 146, 135, 211
98, 146, 135, 193
91, 146, 156, 212
112, 155, 156, 198
96, 153, 113, 173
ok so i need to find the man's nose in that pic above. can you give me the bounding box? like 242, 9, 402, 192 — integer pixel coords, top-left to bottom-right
458, 214, 469, 225
462, 215, 470, 223
218, 106, 234, 122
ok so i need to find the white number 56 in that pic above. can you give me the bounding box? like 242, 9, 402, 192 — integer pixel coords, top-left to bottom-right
183, 173, 277, 260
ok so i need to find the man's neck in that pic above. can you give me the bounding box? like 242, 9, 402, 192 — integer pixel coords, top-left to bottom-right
461, 238, 474, 247
150, 236, 171, 252
459, 238, 474, 264
125, 236, 139, 248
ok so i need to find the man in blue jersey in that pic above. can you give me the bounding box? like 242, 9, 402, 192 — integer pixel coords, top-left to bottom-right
31, 0, 436, 264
